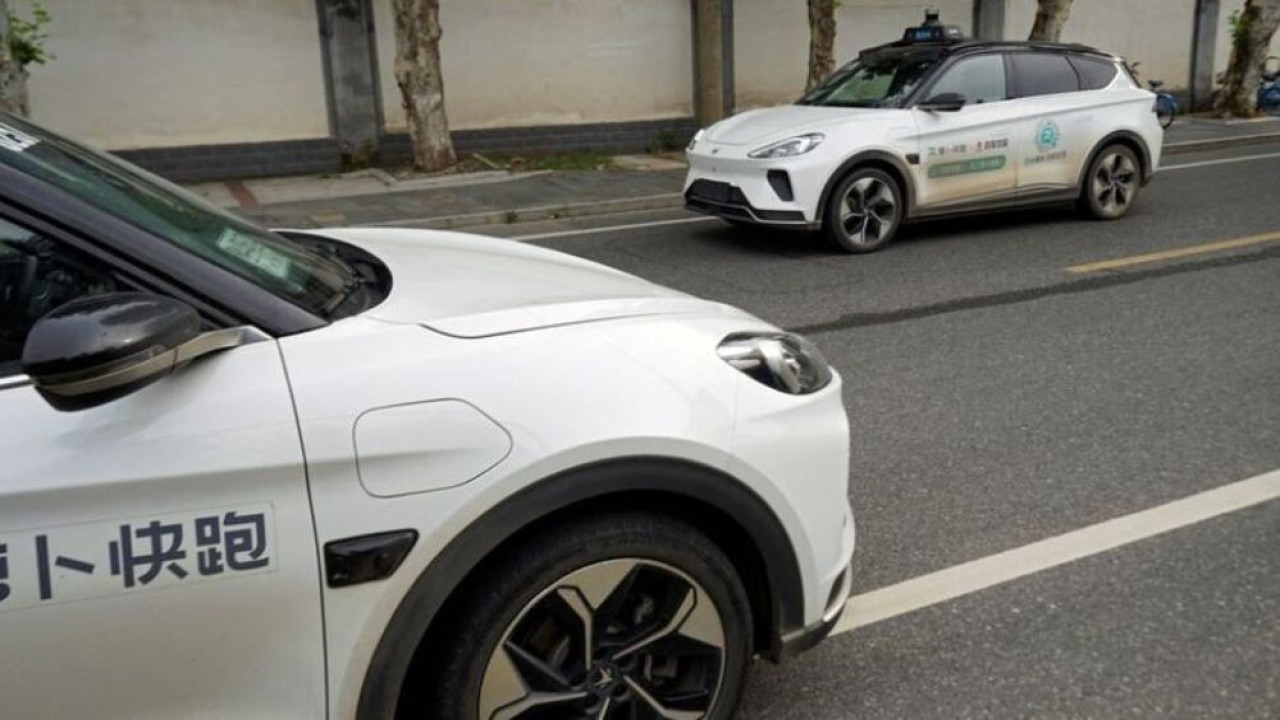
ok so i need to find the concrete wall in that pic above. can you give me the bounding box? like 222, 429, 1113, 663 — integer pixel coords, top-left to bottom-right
373, 0, 694, 132
1003, 0, 1195, 90
13, 0, 330, 150
735, 0, 974, 109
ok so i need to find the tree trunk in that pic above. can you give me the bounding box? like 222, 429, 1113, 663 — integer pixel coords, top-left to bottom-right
1028, 0, 1073, 42
391, 0, 455, 172
807, 0, 836, 91
1215, 0, 1280, 118
0, 0, 30, 116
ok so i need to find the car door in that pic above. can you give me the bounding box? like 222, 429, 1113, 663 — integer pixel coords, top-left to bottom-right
0, 215, 326, 719
1006, 51, 1102, 194
910, 52, 1018, 210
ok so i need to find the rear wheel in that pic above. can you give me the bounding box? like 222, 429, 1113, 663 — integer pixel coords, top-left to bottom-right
422, 513, 753, 720
1156, 96, 1176, 128
823, 168, 903, 253
1079, 145, 1141, 220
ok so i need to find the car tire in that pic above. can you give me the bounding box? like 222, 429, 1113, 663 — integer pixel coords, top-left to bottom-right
823, 167, 904, 253
421, 512, 754, 720
1080, 145, 1141, 220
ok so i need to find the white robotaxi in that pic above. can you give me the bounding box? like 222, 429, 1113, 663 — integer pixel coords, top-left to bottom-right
0, 114, 853, 719
685, 13, 1164, 253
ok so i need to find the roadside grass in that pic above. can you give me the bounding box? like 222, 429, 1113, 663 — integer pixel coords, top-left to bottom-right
485, 151, 615, 171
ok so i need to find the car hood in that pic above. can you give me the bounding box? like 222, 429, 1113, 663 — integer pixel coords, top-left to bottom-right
704, 104, 878, 145
308, 227, 744, 337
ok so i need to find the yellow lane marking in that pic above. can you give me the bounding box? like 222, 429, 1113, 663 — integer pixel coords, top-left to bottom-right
1066, 230, 1280, 274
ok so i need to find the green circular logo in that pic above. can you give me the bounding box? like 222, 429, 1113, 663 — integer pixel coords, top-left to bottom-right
1036, 119, 1061, 152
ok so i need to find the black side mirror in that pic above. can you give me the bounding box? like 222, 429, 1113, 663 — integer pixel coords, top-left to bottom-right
918, 92, 966, 112
21, 292, 256, 411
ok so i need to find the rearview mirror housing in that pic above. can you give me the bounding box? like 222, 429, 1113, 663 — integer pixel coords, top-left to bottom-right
22, 293, 258, 411
918, 92, 966, 112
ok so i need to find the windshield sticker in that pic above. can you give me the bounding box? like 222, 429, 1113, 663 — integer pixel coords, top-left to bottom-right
0, 505, 275, 614
216, 227, 292, 280
928, 155, 1007, 178
0, 122, 39, 153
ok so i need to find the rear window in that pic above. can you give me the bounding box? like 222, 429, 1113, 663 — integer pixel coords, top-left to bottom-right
1069, 55, 1118, 90
1012, 53, 1080, 97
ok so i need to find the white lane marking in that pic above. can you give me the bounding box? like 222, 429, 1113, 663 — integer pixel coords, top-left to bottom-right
509, 216, 718, 241
1162, 150, 1280, 172
832, 468, 1280, 635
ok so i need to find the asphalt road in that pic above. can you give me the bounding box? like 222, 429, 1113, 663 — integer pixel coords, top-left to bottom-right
482, 143, 1280, 718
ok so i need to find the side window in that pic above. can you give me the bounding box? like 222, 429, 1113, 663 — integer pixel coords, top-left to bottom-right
926, 54, 1008, 105
1069, 55, 1119, 90
1012, 53, 1081, 97
0, 218, 118, 377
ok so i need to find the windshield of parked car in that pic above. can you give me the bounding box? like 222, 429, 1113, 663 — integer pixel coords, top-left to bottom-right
798, 48, 941, 108
0, 113, 353, 318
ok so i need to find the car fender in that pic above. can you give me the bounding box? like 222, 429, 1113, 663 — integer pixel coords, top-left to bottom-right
354, 456, 803, 719
815, 149, 918, 222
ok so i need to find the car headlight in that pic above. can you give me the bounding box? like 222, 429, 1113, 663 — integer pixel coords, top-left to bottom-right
748, 133, 825, 159
717, 332, 833, 394
687, 129, 705, 152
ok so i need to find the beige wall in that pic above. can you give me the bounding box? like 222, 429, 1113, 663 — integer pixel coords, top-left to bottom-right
735, 0, 974, 109
1004, 0, 1195, 90
12, 0, 330, 150
374, 0, 693, 132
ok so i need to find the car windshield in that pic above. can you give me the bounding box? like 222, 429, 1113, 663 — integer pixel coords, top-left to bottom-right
799, 48, 941, 108
0, 113, 351, 318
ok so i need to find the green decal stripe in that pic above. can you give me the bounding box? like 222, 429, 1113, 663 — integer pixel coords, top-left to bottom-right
927, 155, 1007, 179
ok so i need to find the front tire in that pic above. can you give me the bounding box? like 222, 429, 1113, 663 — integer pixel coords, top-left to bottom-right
823, 167, 904, 253
1079, 145, 1141, 220
423, 513, 754, 720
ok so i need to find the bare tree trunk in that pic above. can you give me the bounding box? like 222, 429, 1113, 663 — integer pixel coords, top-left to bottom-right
391, 0, 455, 172
0, 0, 30, 116
807, 0, 836, 91
1028, 0, 1073, 42
1215, 0, 1280, 118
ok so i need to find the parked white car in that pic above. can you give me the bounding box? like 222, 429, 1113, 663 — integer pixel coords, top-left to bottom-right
685, 14, 1163, 252
0, 114, 854, 719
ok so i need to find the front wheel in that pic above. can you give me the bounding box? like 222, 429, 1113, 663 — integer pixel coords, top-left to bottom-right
1156, 96, 1176, 128
823, 167, 904, 253
423, 513, 754, 720
1079, 145, 1141, 220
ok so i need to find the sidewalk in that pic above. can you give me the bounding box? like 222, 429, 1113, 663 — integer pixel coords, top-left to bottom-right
195, 118, 1280, 232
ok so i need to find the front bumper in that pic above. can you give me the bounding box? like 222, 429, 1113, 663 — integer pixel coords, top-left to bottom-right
684, 141, 831, 227
778, 562, 853, 659
685, 179, 813, 228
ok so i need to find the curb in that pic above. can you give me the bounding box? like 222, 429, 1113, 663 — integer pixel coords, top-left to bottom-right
1163, 131, 1280, 155
357, 192, 686, 230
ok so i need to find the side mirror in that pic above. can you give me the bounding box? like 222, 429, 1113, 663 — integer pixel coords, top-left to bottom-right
918, 92, 966, 112
21, 292, 257, 411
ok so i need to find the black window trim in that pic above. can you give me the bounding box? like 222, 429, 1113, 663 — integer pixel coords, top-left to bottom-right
0, 162, 328, 341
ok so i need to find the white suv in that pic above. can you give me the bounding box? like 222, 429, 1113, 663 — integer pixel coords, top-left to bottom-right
685, 16, 1163, 253
0, 114, 854, 719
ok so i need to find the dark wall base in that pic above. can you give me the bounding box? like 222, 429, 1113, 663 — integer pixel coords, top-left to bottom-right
116, 138, 344, 184
116, 117, 699, 183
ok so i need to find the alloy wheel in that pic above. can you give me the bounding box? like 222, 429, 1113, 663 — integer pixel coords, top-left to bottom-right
839, 176, 898, 248
478, 558, 727, 720
1092, 151, 1137, 216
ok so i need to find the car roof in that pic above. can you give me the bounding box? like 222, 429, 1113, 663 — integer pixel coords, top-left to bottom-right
861, 38, 1117, 62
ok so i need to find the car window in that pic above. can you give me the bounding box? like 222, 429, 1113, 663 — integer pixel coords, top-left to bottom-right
0, 114, 351, 318
1069, 55, 1118, 90
1012, 53, 1080, 97
0, 217, 119, 377
926, 54, 1007, 104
